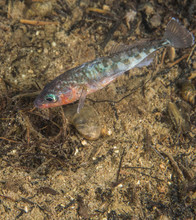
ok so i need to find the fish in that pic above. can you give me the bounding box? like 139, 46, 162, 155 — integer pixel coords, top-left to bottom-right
34, 18, 194, 113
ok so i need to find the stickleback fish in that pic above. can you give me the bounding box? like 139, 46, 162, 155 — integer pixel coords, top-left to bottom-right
34, 18, 194, 113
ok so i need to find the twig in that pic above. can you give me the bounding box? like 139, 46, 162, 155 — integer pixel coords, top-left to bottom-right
178, 162, 193, 180
12, 91, 40, 101
20, 19, 58, 26
0, 194, 16, 202
60, 106, 68, 138
150, 145, 165, 159
18, 111, 47, 141
0, 118, 15, 120
7, 0, 12, 18
162, 151, 185, 181
86, 7, 112, 15
0, 137, 19, 143
186, 44, 196, 62
167, 53, 189, 68
123, 166, 152, 169
115, 148, 126, 183
160, 48, 167, 66
26, 118, 30, 145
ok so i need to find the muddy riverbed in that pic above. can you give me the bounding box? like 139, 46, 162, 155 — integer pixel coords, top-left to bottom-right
0, 0, 195, 219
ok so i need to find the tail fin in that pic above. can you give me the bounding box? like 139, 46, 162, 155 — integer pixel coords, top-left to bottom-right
163, 18, 194, 48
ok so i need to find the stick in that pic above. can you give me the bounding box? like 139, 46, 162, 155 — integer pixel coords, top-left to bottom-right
20, 19, 58, 26
186, 44, 196, 62
86, 7, 112, 15
167, 54, 189, 68
0, 137, 19, 143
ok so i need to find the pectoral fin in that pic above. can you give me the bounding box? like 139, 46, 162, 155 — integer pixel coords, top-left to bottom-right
77, 87, 87, 113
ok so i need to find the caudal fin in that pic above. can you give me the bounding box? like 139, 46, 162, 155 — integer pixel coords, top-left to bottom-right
163, 18, 194, 48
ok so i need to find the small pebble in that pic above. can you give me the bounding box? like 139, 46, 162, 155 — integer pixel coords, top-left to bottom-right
101, 126, 112, 136
167, 46, 176, 62
24, 206, 28, 213
140, 3, 154, 16
103, 5, 110, 11
25, 2, 53, 18
51, 41, 56, 47
178, 80, 196, 105
28, 69, 34, 74
150, 14, 161, 28
74, 148, 79, 155
81, 140, 88, 146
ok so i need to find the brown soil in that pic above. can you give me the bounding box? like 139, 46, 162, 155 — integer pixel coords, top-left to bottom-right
0, 0, 195, 219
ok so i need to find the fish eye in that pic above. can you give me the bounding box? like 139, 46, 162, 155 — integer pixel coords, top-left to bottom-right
45, 94, 57, 102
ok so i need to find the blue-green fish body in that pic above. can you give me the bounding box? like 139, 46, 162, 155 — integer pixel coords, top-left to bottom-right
34, 18, 194, 112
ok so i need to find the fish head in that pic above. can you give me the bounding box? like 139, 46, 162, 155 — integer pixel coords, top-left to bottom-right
34, 82, 76, 109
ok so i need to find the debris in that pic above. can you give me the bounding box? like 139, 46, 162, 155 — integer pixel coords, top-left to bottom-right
139, 3, 154, 17
20, 19, 58, 25
177, 80, 196, 105
167, 54, 189, 68
124, 9, 137, 29
86, 7, 112, 16
64, 105, 102, 140
167, 102, 190, 134
167, 46, 176, 62
161, 151, 185, 181
0, 1, 195, 219
24, 1, 53, 18
38, 186, 59, 195
149, 14, 161, 28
